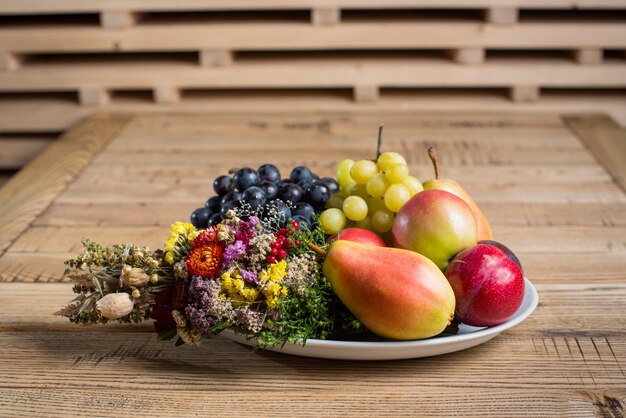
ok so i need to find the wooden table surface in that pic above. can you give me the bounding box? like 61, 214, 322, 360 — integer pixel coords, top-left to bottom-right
0, 112, 624, 417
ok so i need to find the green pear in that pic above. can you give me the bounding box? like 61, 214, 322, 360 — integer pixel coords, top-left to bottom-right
391, 189, 477, 270
422, 148, 493, 240
319, 240, 455, 340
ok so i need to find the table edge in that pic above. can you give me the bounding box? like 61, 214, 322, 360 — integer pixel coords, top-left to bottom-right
562, 113, 626, 194
0, 113, 132, 256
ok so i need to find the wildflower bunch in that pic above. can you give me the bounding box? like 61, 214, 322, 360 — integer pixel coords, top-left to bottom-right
58, 208, 363, 347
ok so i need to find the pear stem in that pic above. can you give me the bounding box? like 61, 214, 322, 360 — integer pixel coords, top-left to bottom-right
427, 147, 441, 179
307, 242, 327, 257
375, 124, 384, 160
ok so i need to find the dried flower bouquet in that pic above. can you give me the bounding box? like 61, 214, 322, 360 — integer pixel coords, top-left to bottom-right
57, 208, 362, 347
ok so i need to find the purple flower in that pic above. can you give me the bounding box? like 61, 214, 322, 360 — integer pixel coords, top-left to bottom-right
234, 231, 250, 245
236, 308, 263, 334
222, 240, 246, 268
235, 217, 258, 245
185, 276, 220, 336
240, 269, 258, 284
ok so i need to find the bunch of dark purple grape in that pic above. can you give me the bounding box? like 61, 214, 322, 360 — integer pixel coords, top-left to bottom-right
190, 164, 339, 230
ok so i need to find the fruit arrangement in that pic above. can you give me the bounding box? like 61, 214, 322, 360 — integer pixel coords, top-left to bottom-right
57, 131, 528, 349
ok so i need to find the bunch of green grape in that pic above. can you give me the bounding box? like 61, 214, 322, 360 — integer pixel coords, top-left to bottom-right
319, 152, 423, 235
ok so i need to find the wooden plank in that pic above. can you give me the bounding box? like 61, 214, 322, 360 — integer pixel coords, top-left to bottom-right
2, 0, 626, 14
2, 60, 624, 92
0, 331, 623, 391
2, 23, 626, 53
1, 387, 622, 417
0, 136, 52, 169
1, 89, 626, 133
0, 114, 130, 256
0, 253, 69, 282
85, 145, 599, 169
564, 114, 626, 193
73, 165, 614, 187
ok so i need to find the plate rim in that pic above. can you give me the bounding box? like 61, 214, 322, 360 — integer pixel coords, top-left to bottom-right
221, 277, 538, 349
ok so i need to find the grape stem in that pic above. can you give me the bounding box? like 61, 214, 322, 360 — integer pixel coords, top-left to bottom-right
376, 125, 384, 160
428, 147, 441, 179
307, 242, 327, 257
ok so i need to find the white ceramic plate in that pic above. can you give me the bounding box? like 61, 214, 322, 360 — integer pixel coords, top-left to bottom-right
221, 277, 538, 361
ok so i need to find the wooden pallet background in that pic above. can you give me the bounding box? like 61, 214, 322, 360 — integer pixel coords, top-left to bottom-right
1, 0, 626, 182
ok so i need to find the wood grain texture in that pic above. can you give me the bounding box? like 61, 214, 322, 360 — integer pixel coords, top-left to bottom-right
564, 114, 626, 193
1, 388, 624, 418
0, 331, 623, 413
0, 111, 625, 416
0, 114, 130, 256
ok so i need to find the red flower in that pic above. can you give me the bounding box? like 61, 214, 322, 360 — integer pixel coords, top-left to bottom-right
187, 228, 223, 278
152, 280, 188, 333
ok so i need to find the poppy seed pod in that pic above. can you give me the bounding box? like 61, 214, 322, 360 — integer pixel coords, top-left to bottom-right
96, 293, 134, 319
120, 267, 150, 287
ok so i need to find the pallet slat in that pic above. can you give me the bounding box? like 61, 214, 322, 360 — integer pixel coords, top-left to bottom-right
2, 0, 626, 14
0, 60, 624, 92
2, 23, 625, 52
1, 92, 626, 133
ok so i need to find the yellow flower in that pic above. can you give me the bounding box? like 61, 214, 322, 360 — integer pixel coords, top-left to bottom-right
233, 279, 244, 292
165, 236, 177, 252
258, 260, 289, 309
221, 272, 233, 291
164, 221, 198, 265
242, 288, 259, 302
261, 260, 287, 283
172, 222, 189, 235
266, 297, 278, 309
188, 230, 201, 242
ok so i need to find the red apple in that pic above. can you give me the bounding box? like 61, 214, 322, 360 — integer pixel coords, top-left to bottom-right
478, 239, 524, 275
444, 244, 524, 327
327, 228, 386, 247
